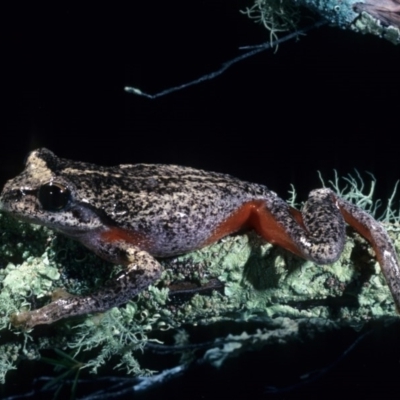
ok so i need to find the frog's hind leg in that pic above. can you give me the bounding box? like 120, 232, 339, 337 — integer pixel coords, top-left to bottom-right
205, 189, 400, 311
204, 189, 347, 264
335, 195, 400, 311
201, 199, 306, 257
256, 189, 400, 311
249, 189, 347, 264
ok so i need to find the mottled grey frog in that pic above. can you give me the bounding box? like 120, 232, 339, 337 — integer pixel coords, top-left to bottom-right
1, 148, 399, 328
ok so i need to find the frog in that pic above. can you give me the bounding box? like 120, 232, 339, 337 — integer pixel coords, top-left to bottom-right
0, 148, 399, 328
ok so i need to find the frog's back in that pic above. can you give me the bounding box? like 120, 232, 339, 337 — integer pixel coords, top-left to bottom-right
63, 162, 272, 256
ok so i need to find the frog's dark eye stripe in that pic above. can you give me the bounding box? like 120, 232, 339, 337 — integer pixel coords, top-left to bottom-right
38, 182, 71, 211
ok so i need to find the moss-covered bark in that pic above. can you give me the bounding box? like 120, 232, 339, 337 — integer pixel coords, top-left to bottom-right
0, 206, 398, 382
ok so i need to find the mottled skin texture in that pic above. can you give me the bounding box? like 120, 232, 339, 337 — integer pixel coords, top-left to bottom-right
0, 148, 399, 328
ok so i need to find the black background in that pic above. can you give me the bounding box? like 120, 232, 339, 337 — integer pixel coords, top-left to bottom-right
2, 2, 400, 201
2, 1, 400, 399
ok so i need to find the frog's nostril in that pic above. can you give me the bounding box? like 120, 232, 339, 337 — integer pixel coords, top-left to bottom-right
1, 189, 23, 205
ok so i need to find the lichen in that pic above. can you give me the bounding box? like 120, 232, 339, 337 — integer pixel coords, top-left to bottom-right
241, 0, 301, 44
293, 0, 361, 26
0, 173, 399, 384
243, 0, 400, 45
241, 0, 359, 39
351, 11, 400, 45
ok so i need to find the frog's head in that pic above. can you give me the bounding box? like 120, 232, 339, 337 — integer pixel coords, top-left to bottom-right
0, 148, 105, 236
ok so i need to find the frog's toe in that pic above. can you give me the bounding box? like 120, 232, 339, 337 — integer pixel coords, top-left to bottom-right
10, 311, 34, 329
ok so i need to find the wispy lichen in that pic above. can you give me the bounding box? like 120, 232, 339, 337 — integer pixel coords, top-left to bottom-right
241, 0, 301, 45
317, 170, 400, 223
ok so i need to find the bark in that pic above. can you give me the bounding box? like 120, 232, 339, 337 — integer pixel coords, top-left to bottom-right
354, 0, 400, 26
293, 0, 400, 43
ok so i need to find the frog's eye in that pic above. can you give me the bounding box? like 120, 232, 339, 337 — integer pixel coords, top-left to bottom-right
38, 182, 71, 211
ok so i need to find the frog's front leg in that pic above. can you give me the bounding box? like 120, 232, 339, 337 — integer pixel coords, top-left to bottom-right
11, 245, 162, 329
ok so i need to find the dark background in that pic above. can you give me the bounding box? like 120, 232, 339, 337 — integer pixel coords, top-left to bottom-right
2, 2, 400, 202
2, 1, 400, 399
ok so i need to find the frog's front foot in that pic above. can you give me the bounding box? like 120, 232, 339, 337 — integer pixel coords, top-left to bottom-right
11, 292, 112, 328
10, 311, 34, 329
11, 308, 55, 329
10, 289, 80, 329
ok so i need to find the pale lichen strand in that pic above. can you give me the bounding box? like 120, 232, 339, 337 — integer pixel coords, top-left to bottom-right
241, 0, 301, 45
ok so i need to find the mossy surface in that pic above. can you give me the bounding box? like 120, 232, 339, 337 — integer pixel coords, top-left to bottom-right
0, 200, 398, 383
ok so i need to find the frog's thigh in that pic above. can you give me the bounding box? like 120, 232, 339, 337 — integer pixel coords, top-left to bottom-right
202, 200, 308, 258
206, 192, 346, 264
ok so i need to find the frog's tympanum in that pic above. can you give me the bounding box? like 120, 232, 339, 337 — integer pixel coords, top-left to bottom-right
1, 149, 399, 328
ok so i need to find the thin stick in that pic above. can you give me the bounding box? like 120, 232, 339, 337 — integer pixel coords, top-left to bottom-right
124, 20, 327, 99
